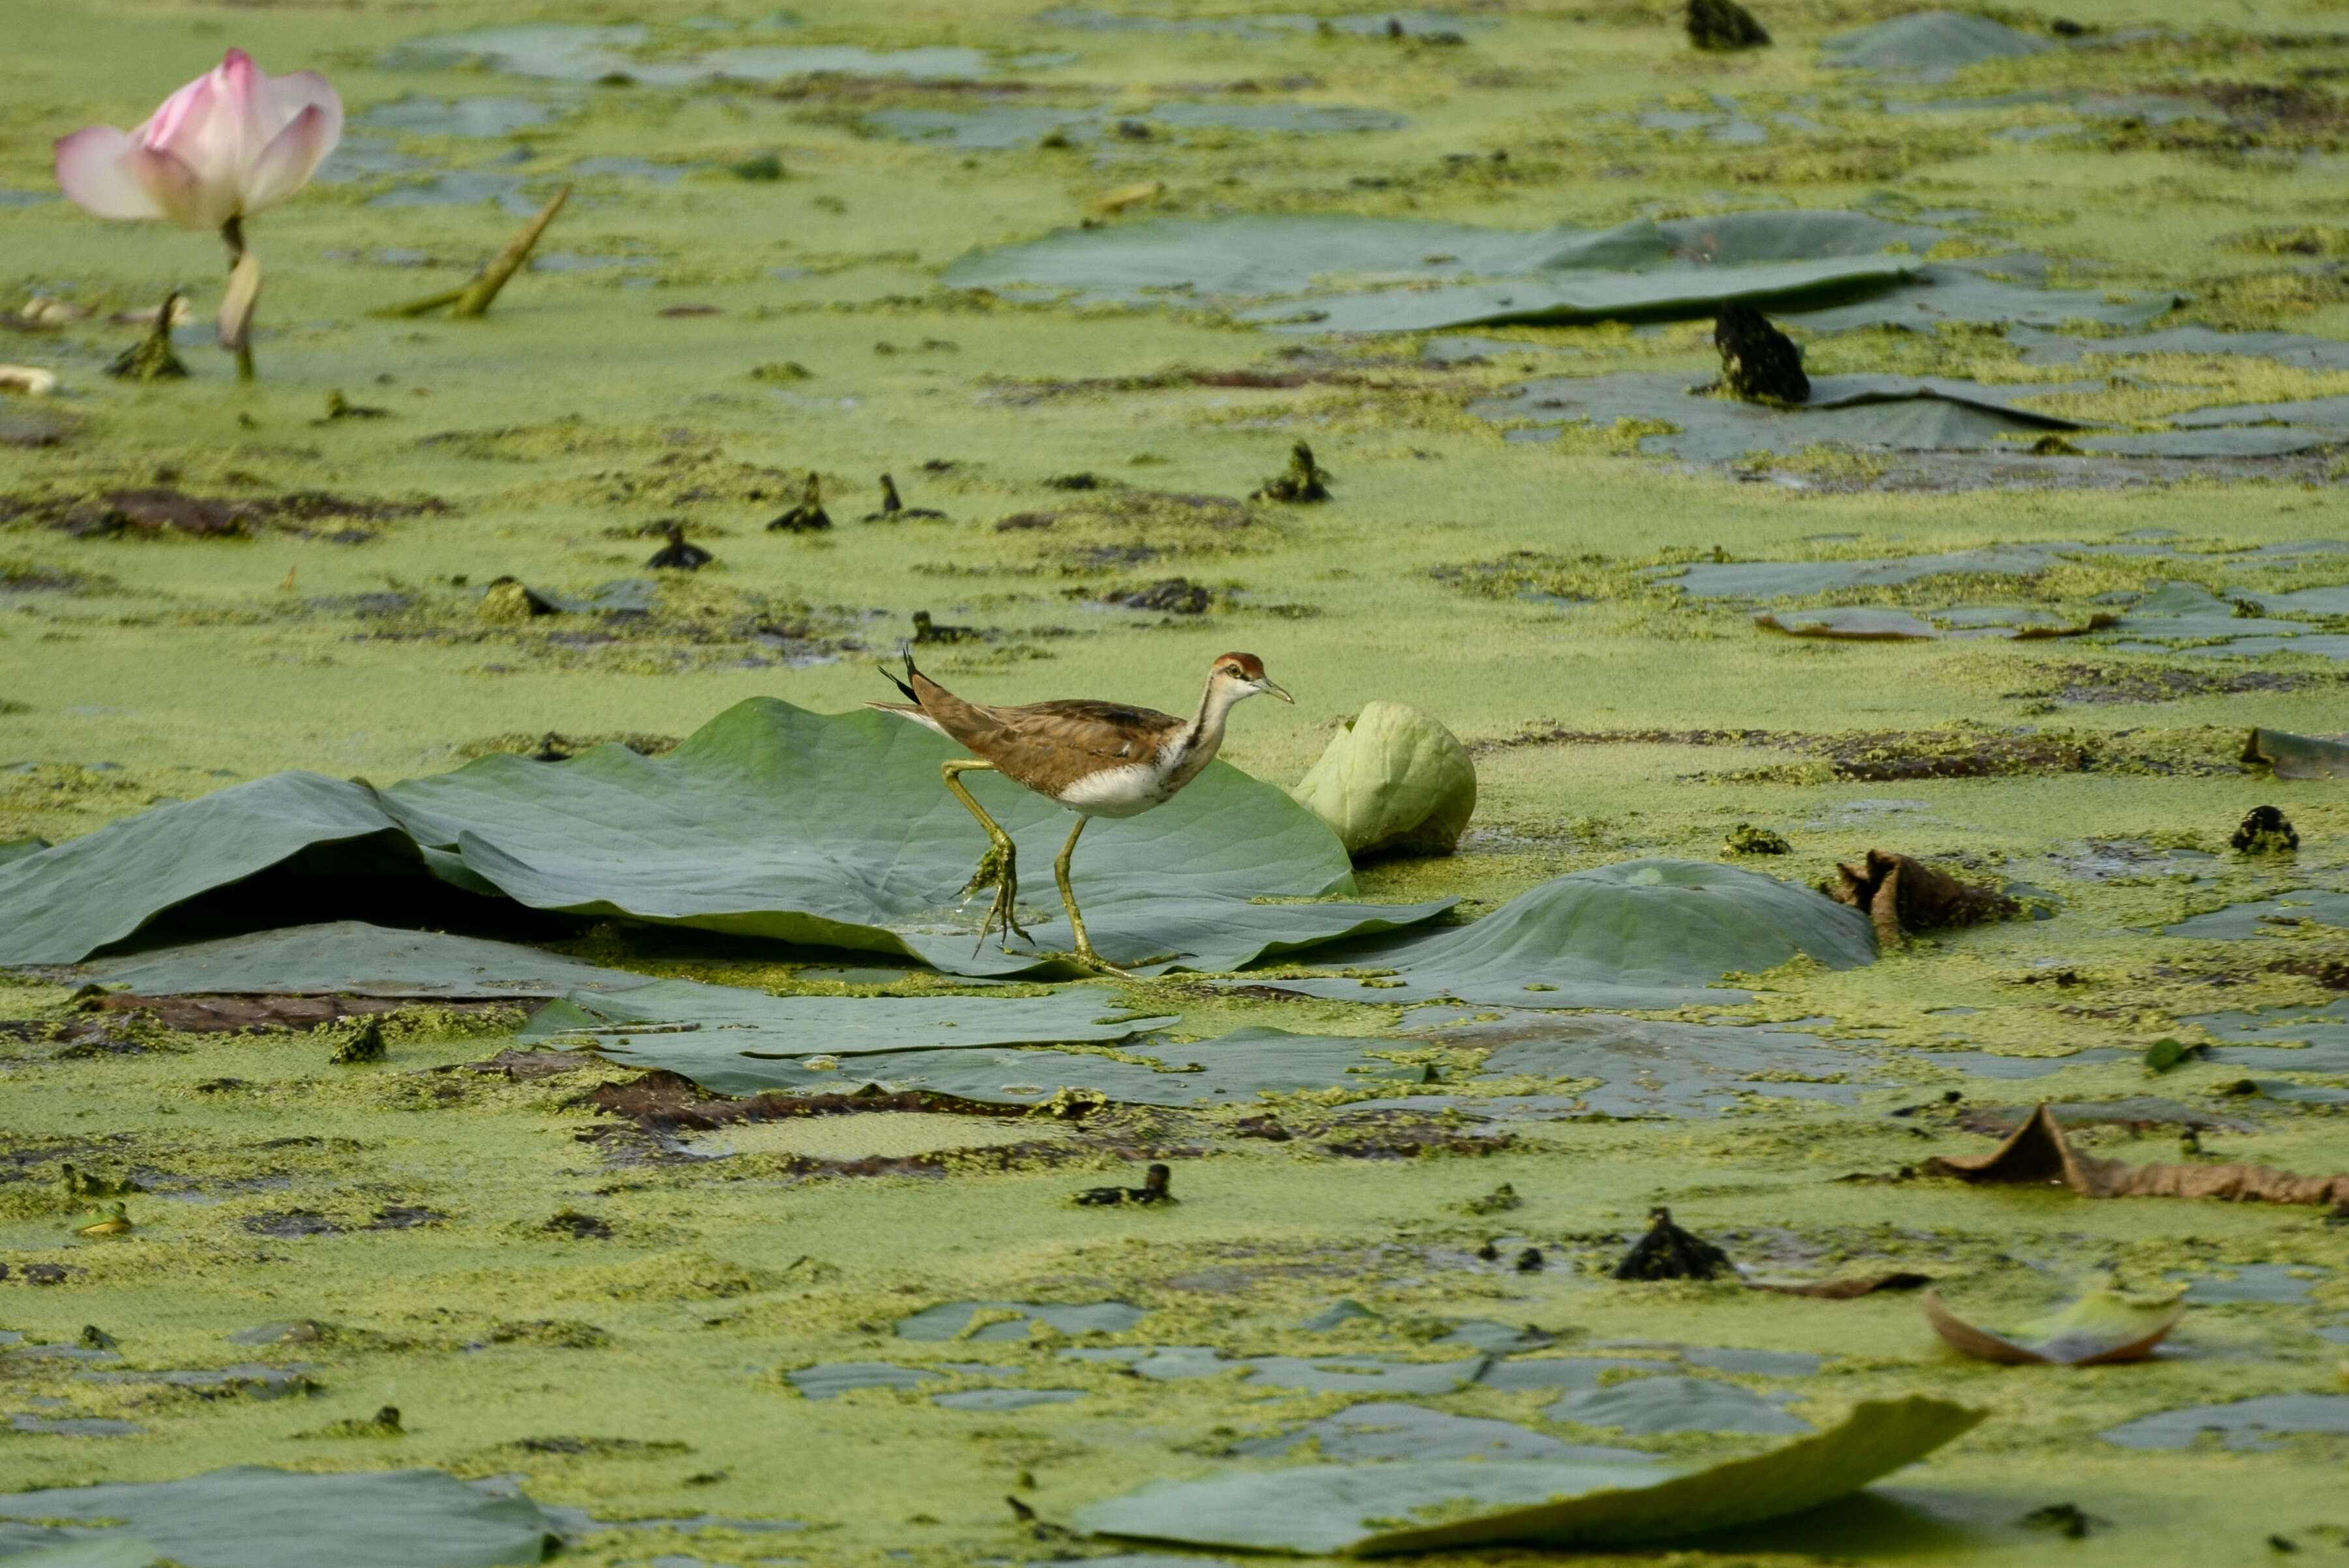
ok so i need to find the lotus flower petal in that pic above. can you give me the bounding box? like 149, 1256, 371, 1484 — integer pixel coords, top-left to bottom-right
53, 127, 164, 220
243, 104, 340, 214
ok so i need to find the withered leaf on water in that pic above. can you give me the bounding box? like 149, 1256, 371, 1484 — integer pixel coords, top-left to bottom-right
1828, 850, 2019, 945
1923, 1288, 2185, 1367
1925, 1103, 2349, 1208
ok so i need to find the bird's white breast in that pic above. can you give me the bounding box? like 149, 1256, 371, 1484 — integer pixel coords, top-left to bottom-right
1055, 759, 1172, 817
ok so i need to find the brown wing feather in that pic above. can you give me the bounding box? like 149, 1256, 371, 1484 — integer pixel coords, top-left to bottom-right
881, 660, 1188, 797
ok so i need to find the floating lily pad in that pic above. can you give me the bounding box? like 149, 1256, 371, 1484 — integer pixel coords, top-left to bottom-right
0, 1539, 168, 1566
1476, 1357, 1668, 1393
1282, 862, 1875, 1011
2165, 892, 2349, 940
1682, 1346, 1822, 1376
897, 1301, 1145, 1341
2073, 428, 2339, 458
2172, 395, 2349, 429
1551, 1376, 1813, 1436
933, 1388, 1085, 1410
868, 103, 1403, 150
79, 1365, 315, 1398
357, 96, 561, 138
2012, 325, 2349, 370
7, 1416, 145, 1437
1923, 1289, 2185, 1365
1058, 1346, 1234, 1380
2170, 1264, 2327, 1304
1076, 1396, 1981, 1554
66, 922, 656, 999
1437, 1013, 1877, 1116
0, 1466, 557, 1567
518, 976, 1172, 1080
0, 699, 1447, 976
1233, 1402, 1645, 1462
1240, 1355, 1488, 1395
2101, 1394, 2349, 1451
690, 1028, 1422, 1105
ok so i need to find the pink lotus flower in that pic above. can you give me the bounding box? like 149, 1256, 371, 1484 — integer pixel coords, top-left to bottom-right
53, 51, 342, 375
55, 50, 341, 229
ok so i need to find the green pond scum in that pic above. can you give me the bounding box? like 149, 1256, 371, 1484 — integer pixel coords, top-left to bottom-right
5, 0, 2349, 1562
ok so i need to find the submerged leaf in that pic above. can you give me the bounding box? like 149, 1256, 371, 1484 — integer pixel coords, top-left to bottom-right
0, 1466, 556, 1567
1923, 1288, 2185, 1366
1279, 858, 1876, 1009
1075, 1396, 1983, 1554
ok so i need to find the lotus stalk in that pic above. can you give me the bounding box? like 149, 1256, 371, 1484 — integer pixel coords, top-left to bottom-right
53, 50, 343, 381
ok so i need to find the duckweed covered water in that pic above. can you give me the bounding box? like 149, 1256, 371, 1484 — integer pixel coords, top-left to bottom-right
7, 0, 2349, 1561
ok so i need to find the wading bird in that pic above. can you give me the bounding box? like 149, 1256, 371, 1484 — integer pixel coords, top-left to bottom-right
871, 652, 1293, 970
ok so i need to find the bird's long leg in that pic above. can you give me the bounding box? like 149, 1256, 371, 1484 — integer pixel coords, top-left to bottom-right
1053, 817, 1175, 976
941, 761, 1031, 952
1054, 817, 1108, 969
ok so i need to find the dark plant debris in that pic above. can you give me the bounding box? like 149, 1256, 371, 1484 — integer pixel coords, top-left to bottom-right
2230, 804, 2299, 853
1714, 302, 1806, 403
1687, 0, 1770, 51
864, 475, 946, 521
766, 472, 832, 532
1612, 1206, 1732, 1281
104, 291, 187, 381
645, 523, 713, 571
1722, 822, 1790, 855
2023, 1503, 2108, 1539
1251, 441, 1333, 504
1075, 1162, 1174, 1206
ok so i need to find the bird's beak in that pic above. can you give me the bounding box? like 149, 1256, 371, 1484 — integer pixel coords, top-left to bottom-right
1261, 679, 1294, 703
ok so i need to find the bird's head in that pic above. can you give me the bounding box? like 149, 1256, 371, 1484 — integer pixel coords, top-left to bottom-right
1211, 652, 1292, 704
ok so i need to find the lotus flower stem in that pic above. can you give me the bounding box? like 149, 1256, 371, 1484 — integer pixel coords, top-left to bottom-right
221, 216, 256, 381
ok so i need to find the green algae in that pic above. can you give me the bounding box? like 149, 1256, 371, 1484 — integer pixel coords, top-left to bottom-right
6, 0, 2349, 1561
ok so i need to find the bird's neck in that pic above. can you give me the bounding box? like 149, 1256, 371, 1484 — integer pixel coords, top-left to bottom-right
1175, 676, 1244, 765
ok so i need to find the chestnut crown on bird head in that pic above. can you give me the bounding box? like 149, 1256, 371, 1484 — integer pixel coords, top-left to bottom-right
1210, 652, 1293, 703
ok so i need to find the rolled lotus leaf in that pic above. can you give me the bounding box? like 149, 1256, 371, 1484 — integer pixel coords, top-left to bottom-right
1290, 701, 1477, 858
2241, 727, 2349, 780
1923, 1288, 2185, 1367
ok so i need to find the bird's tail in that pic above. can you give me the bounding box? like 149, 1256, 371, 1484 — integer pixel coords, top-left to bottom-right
875, 645, 920, 703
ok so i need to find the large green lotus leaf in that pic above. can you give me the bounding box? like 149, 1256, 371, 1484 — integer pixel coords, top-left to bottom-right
1290, 701, 1477, 858
1820, 10, 2051, 72
0, 1467, 556, 1568
1076, 1396, 1983, 1556
1281, 859, 1876, 1009
69, 921, 658, 999
385, 699, 1446, 976
0, 698, 1443, 975
0, 775, 414, 965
